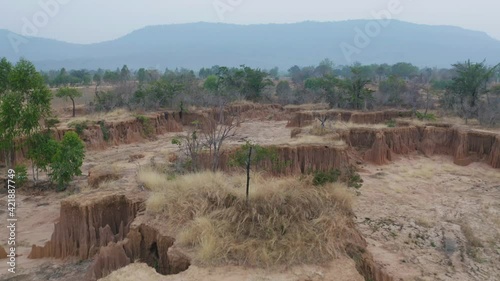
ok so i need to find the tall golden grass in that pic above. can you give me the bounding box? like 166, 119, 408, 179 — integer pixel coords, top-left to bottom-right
146, 171, 359, 267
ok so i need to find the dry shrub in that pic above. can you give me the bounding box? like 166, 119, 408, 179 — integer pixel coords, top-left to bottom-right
146, 172, 359, 267
128, 153, 145, 162
309, 123, 329, 136
137, 167, 169, 191
96, 180, 121, 191
88, 165, 122, 188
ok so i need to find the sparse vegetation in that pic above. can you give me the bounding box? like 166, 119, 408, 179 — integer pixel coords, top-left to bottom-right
14, 164, 28, 187
386, 119, 397, 128
415, 111, 437, 121
98, 120, 110, 141
135, 115, 154, 137
312, 169, 341, 186
68, 120, 89, 136
146, 172, 357, 266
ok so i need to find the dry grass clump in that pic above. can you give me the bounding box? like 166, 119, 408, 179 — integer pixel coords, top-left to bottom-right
284, 103, 330, 111
138, 166, 169, 191
60, 108, 136, 127
146, 171, 359, 267
287, 123, 346, 146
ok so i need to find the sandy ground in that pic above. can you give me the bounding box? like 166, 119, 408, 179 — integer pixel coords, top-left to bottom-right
101, 259, 364, 281
355, 155, 500, 281
0, 119, 499, 281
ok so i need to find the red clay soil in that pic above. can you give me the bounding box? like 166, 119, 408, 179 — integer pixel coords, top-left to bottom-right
28, 193, 142, 260
345, 126, 500, 168
27, 192, 190, 281
28, 190, 390, 281
199, 144, 353, 175
200, 125, 499, 176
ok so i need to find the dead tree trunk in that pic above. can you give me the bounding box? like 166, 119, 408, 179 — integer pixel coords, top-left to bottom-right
245, 146, 253, 204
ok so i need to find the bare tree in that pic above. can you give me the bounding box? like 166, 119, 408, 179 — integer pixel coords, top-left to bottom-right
203, 105, 237, 172
317, 116, 328, 128
172, 127, 205, 172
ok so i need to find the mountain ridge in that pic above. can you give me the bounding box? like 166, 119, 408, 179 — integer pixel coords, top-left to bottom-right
1, 20, 499, 70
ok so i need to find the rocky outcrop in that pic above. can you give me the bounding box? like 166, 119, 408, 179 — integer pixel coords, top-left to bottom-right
489, 135, 500, 168
364, 132, 392, 165
346, 126, 500, 168
287, 110, 412, 127
196, 124, 499, 177
87, 221, 191, 280
200, 145, 352, 175
28, 193, 142, 260
26, 191, 189, 280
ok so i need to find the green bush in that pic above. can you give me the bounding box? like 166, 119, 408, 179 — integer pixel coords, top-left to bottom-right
68, 120, 89, 136
14, 164, 28, 187
415, 111, 437, 121
97, 120, 110, 141
49, 132, 85, 191
135, 115, 154, 137
386, 119, 397, 128
229, 142, 288, 173
345, 166, 363, 189
312, 169, 341, 186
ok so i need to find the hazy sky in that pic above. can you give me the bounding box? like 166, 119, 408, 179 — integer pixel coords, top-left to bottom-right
0, 0, 498, 44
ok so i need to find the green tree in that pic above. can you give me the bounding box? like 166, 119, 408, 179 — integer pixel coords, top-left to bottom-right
379, 75, 407, 106
447, 60, 499, 124
120, 65, 131, 82
339, 66, 374, 110
27, 132, 59, 181
56, 87, 83, 117
269, 67, 279, 80
0, 57, 12, 94
49, 131, 85, 190
0, 59, 52, 167
137, 68, 147, 86
240, 66, 272, 102
305, 75, 339, 108
203, 75, 219, 94
391, 62, 419, 79
103, 69, 120, 84
276, 80, 292, 104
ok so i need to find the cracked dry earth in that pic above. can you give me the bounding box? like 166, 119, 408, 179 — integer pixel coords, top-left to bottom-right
355, 155, 500, 281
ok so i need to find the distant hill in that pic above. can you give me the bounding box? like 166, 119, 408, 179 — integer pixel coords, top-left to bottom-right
1, 20, 500, 70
